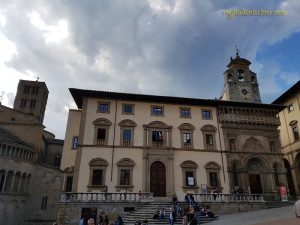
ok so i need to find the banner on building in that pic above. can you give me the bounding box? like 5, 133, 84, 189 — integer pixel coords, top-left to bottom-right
201, 184, 207, 193
280, 186, 288, 201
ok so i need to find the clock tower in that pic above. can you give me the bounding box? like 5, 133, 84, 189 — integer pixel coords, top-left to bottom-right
222, 50, 261, 103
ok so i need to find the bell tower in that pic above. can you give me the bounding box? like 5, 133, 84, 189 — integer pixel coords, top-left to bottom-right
222, 49, 261, 103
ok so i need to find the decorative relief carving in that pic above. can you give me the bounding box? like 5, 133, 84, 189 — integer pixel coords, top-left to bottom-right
243, 137, 263, 152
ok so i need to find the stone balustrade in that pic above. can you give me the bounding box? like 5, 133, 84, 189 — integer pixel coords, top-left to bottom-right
192, 193, 264, 202
60, 192, 153, 203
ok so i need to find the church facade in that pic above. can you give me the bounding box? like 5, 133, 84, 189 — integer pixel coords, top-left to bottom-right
61, 54, 287, 203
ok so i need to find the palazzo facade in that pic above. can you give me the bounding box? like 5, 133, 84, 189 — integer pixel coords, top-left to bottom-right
61, 54, 287, 201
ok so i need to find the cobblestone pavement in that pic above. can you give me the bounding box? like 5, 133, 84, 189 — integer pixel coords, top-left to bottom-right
207, 205, 298, 225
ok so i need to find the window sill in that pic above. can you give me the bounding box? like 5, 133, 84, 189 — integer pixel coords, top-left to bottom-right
115, 185, 134, 192
87, 185, 106, 190
182, 185, 199, 192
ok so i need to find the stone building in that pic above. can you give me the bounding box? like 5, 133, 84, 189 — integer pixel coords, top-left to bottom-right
0, 80, 64, 225
59, 53, 287, 222
273, 80, 300, 197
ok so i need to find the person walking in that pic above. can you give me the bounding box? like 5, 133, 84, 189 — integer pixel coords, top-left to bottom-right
295, 196, 300, 219
169, 208, 176, 225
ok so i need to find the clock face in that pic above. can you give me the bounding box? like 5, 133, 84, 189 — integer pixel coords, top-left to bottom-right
238, 86, 251, 98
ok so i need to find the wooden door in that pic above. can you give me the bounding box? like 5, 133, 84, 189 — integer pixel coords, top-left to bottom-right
249, 174, 262, 194
150, 161, 166, 197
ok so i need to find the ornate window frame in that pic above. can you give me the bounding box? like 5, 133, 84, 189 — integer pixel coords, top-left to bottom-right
116, 158, 135, 192
93, 118, 112, 146
143, 121, 172, 148
178, 123, 195, 149
289, 120, 299, 142
201, 125, 217, 150
119, 119, 137, 147
88, 158, 109, 190
180, 160, 199, 192
205, 161, 221, 192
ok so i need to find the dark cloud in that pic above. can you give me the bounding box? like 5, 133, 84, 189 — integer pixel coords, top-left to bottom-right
1, 0, 300, 138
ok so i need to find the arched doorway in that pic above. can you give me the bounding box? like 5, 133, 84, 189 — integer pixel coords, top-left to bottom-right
247, 158, 266, 194
150, 161, 166, 197
284, 158, 296, 197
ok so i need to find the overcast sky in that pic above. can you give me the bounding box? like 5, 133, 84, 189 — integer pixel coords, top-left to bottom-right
1, 0, 300, 139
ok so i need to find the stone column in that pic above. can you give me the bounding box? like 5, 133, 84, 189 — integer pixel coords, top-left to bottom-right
10, 172, 16, 191
23, 176, 28, 192
18, 177, 23, 192
1, 172, 7, 192
167, 152, 175, 197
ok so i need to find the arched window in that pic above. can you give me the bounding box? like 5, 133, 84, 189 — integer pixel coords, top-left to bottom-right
201, 125, 217, 150
205, 162, 221, 192
180, 161, 199, 191
237, 69, 244, 82
93, 118, 112, 146
88, 158, 109, 189
116, 158, 135, 191
119, 119, 137, 147
143, 121, 172, 148
178, 123, 195, 149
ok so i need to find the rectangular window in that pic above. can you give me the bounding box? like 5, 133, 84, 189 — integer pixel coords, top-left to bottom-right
185, 171, 194, 186
293, 127, 299, 141
206, 134, 213, 145
181, 109, 189, 117
99, 104, 108, 112
20, 99, 27, 107
97, 129, 106, 140
124, 105, 133, 113
24, 85, 30, 94
30, 99, 36, 108
120, 169, 130, 185
209, 172, 218, 187
92, 169, 103, 185
65, 176, 73, 192
54, 156, 61, 167
203, 111, 211, 119
123, 130, 131, 141
183, 133, 191, 144
32, 86, 39, 95
153, 107, 163, 115
152, 131, 163, 141
72, 137, 78, 149
41, 196, 48, 210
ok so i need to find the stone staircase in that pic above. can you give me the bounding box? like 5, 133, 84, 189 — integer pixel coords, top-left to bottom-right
265, 201, 296, 209
122, 201, 218, 225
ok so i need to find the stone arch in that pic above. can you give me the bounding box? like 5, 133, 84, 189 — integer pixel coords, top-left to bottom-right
180, 160, 198, 169
245, 156, 268, 170
201, 124, 217, 132
92, 118, 112, 126
178, 123, 195, 131
116, 158, 136, 167
13, 172, 22, 192
118, 119, 137, 127
204, 161, 221, 170
89, 158, 109, 166
145, 121, 172, 129
4, 170, 14, 192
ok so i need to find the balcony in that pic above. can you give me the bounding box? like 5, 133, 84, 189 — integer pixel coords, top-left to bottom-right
96, 139, 105, 146
152, 141, 163, 148
122, 140, 131, 147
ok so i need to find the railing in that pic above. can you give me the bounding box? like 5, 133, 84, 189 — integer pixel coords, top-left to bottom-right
0, 142, 37, 162
192, 193, 264, 202
96, 139, 105, 146
183, 143, 192, 149
152, 141, 163, 148
60, 192, 153, 203
205, 144, 214, 150
123, 140, 131, 147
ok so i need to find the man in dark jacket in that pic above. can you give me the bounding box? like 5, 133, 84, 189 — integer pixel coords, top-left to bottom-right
187, 208, 197, 225
168, 208, 176, 225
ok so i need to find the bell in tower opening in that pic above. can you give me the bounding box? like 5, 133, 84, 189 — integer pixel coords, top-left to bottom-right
221, 49, 261, 103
